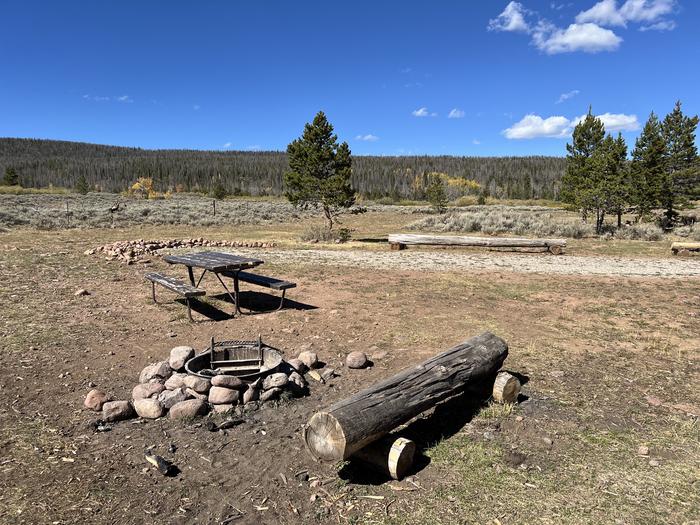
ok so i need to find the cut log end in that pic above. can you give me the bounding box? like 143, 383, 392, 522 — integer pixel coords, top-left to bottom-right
352, 437, 416, 480
548, 244, 563, 255
304, 412, 347, 461
493, 371, 521, 403
389, 242, 407, 251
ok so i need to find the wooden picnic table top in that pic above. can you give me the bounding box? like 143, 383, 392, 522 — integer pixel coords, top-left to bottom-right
163, 251, 264, 272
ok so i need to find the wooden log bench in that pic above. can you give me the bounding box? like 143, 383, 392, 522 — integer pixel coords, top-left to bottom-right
671, 242, 700, 255
388, 233, 567, 254
221, 270, 296, 311
145, 272, 206, 321
303, 332, 508, 461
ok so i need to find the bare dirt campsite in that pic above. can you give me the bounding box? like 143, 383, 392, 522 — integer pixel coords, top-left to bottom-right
1, 195, 699, 525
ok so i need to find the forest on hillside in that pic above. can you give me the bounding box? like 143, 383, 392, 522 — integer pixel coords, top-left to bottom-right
0, 138, 565, 199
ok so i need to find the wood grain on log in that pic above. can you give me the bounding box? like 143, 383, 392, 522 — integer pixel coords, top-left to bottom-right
303, 332, 508, 461
492, 371, 521, 403
388, 234, 566, 250
352, 436, 416, 480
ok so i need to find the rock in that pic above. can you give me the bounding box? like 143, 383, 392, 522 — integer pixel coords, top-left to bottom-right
164, 373, 187, 390
212, 403, 234, 414
183, 375, 211, 394
243, 384, 260, 404
210, 375, 244, 389
169, 346, 194, 371
638, 445, 650, 456
346, 351, 368, 369
133, 398, 164, 419
132, 382, 165, 400
263, 373, 288, 390
287, 372, 307, 397
139, 361, 173, 383
158, 388, 189, 409
169, 399, 208, 419
260, 387, 282, 402
74, 289, 90, 297
286, 358, 307, 373
515, 416, 524, 422
84, 389, 110, 411
542, 437, 553, 446
102, 400, 135, 422
185, 388, 207, 401
297, 351, 318, 369
321, 368, 337, 381
648, 459, 660, 467
550, 370, 565, 378
209, 386, 240, 405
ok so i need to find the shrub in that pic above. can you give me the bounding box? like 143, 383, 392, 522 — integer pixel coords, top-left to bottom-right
300, 224, 351, 243
613, 223, 664, 241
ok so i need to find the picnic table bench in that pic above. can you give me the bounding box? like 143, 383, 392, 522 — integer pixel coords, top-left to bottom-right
146, 251, 296, 320
221, 270, 296, 311
145, 272, 205, 321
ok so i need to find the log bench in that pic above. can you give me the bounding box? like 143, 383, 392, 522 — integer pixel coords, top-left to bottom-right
388, 233, 566, 254
671, 242, 700, 255
221, 270, 296, 311
145, 272, 206, 321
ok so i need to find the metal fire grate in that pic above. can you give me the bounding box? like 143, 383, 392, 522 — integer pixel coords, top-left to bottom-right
209, 335, 264, 375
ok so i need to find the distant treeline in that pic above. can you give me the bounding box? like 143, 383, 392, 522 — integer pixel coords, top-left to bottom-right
0, 138, 566, 200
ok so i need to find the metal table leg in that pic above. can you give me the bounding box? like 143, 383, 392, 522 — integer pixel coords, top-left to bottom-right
214, 271, 242, 317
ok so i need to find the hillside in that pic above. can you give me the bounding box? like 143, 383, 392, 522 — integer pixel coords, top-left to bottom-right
0, 138, 565, 200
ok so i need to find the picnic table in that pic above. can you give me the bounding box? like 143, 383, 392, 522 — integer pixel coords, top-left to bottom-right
163, 251, 264, 316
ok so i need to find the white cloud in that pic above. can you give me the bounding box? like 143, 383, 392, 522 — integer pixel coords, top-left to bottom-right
503, 114, 572, 139
82, 94, 110, 102
193, 104, 200, 110
116, 95, 133, 103
488, 1, 531, 32
573, 112, 640, 131
412, 107, 437, 117
355, 134, 379, 142
246, 145, 262, 151
534, 22, 622, 54
556, 89, 580, 103
639, 19, 676, 31
472, 139, 481, 145
489, 0, 674, 54
448, 108, 465, 119
400, 67, 412, 73
576, 0, 676, 29
504, 111, 639, 139
576, 0, 627, 26
222, 142, 232, 148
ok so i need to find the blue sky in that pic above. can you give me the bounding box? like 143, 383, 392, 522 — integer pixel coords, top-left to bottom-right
1, 1, 698, 156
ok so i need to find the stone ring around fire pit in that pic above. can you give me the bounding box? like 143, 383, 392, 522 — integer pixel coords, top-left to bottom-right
185, 336, 283, 382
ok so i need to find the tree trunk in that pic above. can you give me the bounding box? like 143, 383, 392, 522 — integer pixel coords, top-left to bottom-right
303, 332, 508, 461
323, 204, 333, 231
617, 210, 622, 228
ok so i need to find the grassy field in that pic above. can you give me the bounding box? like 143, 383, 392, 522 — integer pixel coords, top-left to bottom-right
0, 194, 698, 524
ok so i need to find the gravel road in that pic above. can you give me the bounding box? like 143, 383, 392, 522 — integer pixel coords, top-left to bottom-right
236, 248, 700, 278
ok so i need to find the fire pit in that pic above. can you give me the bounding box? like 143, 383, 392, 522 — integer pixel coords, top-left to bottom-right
185, 335, 283, 381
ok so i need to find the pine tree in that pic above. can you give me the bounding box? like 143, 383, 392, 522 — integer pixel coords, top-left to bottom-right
3, 166, 19, 186
660, 100, 698, 225
426, 174, 448, 214
561, 108, 605, 220
75, 174, 90, 195
284, 111, 355, 230
630, 112, 666, 220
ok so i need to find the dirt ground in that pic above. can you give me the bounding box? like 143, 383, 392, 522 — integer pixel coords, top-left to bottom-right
1, 212, 699, 525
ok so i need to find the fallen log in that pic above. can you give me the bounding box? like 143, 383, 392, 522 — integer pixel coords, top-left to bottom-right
352, 436, 416, 480
388, 233, 566, 254
671, 242, 700, 255
303, 332, 508, 461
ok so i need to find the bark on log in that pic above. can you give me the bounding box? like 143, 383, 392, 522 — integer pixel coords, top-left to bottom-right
671, 242, 700, 255
351, 436, 416, 480
303, 332, 508, 461
388, 234, 566, 251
